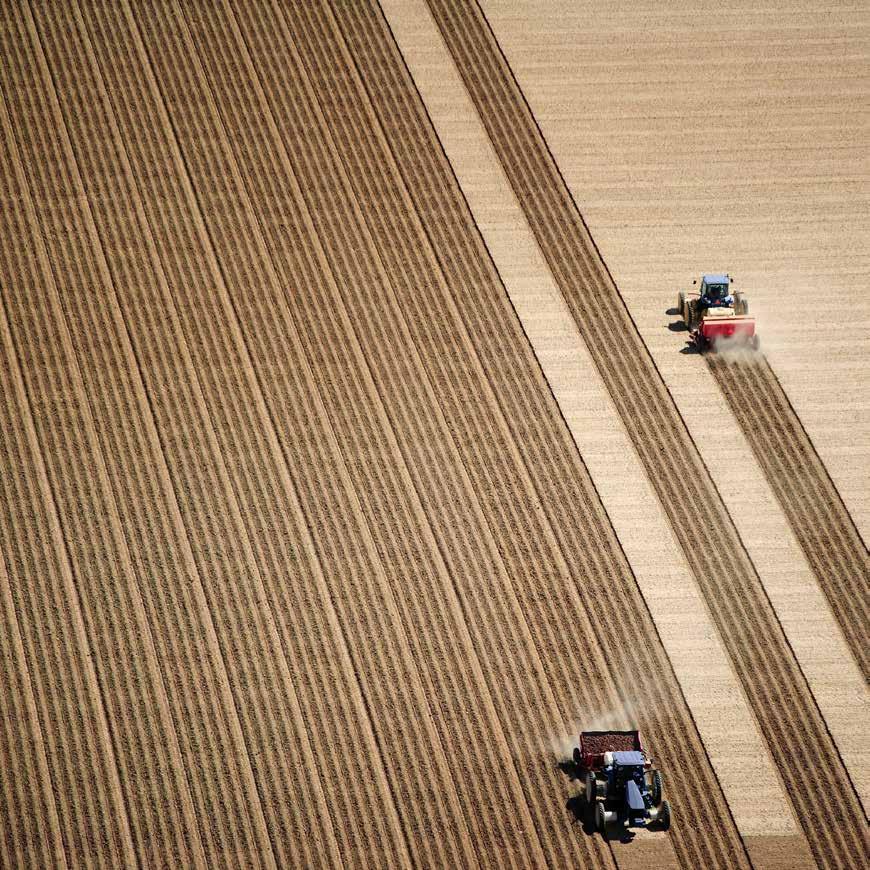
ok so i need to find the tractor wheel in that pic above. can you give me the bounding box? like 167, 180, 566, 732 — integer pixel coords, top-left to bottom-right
677, 290, 687, 319
656, 800, 672, 831
735, 294, 749, 316
685, 299, 697, 330
573, 747, 582, 766
650, 769, 663, 806
585, 772, 598, 804
595, 801, 607, 834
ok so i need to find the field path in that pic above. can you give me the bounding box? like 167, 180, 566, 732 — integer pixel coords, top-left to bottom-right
425, 1, 869, 867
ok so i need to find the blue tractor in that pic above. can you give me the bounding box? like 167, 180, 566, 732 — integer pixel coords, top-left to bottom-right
573, 730, 671, 836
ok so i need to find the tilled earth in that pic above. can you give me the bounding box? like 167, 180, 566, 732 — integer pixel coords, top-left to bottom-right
0, 2, 866, 869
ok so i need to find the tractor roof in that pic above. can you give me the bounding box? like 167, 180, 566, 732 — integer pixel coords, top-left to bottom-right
612, 751, 645, 767
703, 273, 729, 285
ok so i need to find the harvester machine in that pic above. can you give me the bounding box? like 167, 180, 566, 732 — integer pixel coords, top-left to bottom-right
678, 273, 758, 351
572, 730, 671, 835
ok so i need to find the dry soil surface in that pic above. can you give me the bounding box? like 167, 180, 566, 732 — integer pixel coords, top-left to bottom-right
0, 2, 866, 869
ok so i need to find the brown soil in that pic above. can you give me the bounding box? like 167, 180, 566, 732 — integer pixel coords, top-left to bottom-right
0, 1, 864, 869
709, 353, 870, 678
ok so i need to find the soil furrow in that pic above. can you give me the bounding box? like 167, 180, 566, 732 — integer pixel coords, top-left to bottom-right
0, 7, 210, 865
132, 1, 488, 863
0, 550, 67, 870
204, 0, 601, 865
709, 353, 869, 679
79, 0, 411, 866
130, 0, 462, 859
0, 108, 137, 870
197, 1, 557, 865
88, 0, 482, 865
321, 3, 751, 868
30, 2, 351, 866
8, 5, 276, 865
426, 1, 869, 866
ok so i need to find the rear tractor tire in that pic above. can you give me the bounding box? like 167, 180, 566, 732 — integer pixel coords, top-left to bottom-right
595, 801, 607, 834
735, 294, 749, 316
585, 772, 598, 804
650, 769, 663, 806
573, 747, 581, 766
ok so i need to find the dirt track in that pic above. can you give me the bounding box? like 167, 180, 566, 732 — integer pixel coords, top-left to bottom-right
0, 1, 866, 868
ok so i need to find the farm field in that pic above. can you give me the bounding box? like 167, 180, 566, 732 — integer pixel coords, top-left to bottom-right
0, 2, 866, 869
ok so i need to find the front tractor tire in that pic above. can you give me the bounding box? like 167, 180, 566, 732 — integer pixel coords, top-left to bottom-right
654, 799, 672, 831
685, 299, 698, 330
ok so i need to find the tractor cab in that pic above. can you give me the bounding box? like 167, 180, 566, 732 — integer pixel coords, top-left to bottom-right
604, 751, 649, 827
698, 274, 733, 310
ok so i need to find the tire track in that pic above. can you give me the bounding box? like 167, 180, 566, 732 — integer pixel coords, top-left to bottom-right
425, 1, 869, 866
0, 549, 67, 870
709, 353, 869, 679
315, 3, 751, 868
0, 98, 137, 870
196, 0, 594, 865
31, 2, 348, 866
77, 1, 411, 866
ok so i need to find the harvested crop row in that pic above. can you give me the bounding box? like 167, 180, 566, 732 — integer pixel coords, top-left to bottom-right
0, 6, 215, 866
425, 1, 868, 867
209, 0, 613, 865
28, 2, 357, 866
709, 353, 870, 679
179, 0, 558, 866
74, 1, 423, 867
332, 3, 751, 869
0, 502, 67, 868
93, 0, 493, 865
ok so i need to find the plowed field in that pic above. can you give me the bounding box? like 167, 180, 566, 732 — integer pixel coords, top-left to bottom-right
0, 2, 866, 869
